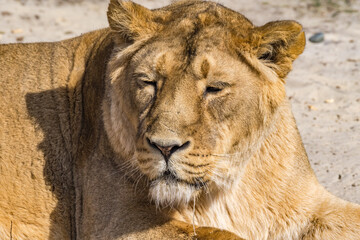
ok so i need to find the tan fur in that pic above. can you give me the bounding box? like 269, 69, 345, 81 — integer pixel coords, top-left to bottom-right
0, 0, 359, 239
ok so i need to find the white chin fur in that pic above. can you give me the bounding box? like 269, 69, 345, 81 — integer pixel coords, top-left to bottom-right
149, 179, 198, 207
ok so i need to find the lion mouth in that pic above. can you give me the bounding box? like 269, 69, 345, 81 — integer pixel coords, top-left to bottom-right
152, 170, 207, 190
149, 169, 207, 206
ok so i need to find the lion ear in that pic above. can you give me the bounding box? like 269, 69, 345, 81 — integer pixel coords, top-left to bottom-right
251, 20, 305, 78
107, 0, 160, 41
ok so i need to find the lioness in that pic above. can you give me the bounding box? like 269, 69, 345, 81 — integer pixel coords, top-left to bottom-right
1, 0, 359, 239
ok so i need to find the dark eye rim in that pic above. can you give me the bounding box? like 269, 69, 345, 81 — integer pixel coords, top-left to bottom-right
205, 86, 223, 95
136, 77, 157, 89
204, 81, 231, 96
134, 72, 157, 88
141, 79, 157, 87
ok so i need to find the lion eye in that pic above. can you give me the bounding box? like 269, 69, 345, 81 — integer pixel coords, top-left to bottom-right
205, 86, 223, 95
134, 73, 157, 88
141, 80, 157, 87
204, 82, 231, 96
137, 77, 157, 89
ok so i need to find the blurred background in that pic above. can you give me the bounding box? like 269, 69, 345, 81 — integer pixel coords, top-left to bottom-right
1, 0, 359, 203
0, 0, 358, 43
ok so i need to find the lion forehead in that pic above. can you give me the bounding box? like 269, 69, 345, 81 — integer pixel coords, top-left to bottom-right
132, 38, 255, 83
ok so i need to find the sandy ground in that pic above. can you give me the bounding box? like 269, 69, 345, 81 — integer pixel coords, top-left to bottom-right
1, 0, 359, 203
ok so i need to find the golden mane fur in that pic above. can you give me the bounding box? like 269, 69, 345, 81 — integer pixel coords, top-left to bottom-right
1, 0, 359, 239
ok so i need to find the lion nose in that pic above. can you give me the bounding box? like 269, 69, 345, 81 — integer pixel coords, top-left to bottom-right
146, 138, 190, 162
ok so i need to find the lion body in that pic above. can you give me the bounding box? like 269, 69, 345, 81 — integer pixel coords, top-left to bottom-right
0, 1, 359, 239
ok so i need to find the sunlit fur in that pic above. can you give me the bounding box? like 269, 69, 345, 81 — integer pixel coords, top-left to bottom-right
1, 0, 359, 239
103, 0, 360, 239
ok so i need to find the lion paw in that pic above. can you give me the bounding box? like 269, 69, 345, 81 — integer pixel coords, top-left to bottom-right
193, 226, 244, 240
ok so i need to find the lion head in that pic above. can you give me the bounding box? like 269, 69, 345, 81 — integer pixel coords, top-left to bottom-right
103, 0, 305, 207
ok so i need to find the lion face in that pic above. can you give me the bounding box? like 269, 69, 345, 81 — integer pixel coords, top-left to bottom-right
104, 0, 305, 207
131, 41, 266, 206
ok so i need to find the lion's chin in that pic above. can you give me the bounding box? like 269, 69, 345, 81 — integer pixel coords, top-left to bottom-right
149, 178, 201, 207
